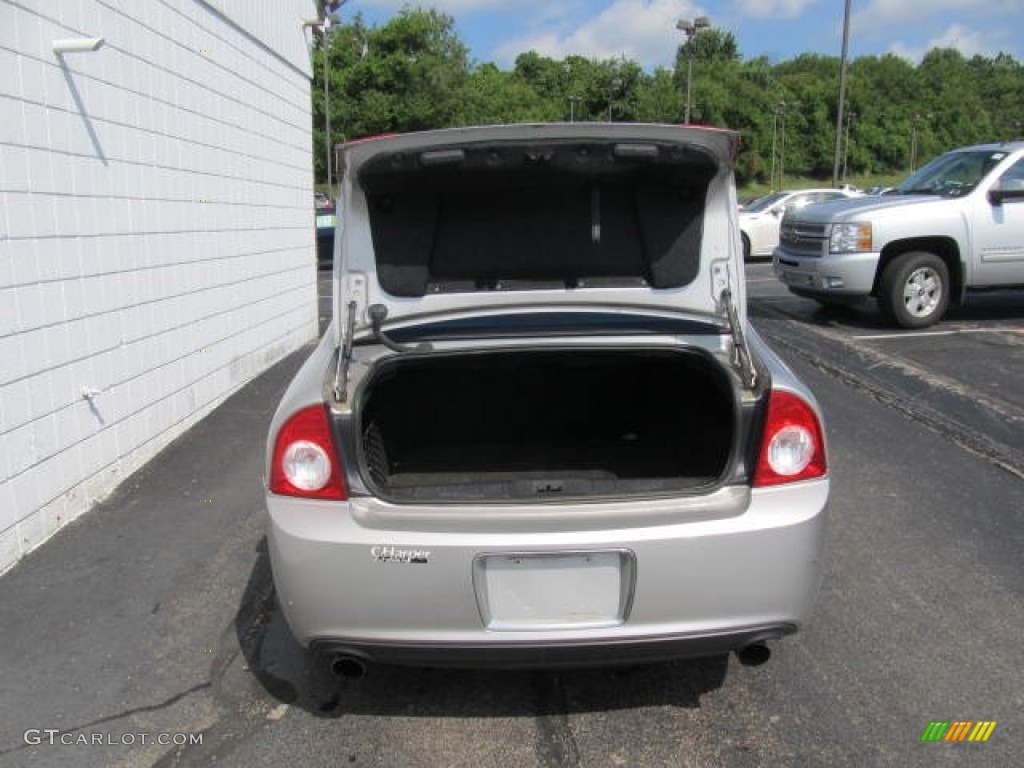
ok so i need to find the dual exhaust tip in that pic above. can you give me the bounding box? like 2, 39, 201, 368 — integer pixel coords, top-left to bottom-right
329, 654, 367, 680
736, 642, 772, 666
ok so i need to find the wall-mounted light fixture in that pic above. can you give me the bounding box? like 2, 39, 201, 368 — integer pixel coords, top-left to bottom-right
53, 37, 105, 54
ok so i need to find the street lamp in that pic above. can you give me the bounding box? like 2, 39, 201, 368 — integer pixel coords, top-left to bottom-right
909, 112, 930, 172
321, 19, 332, 191
606, 78, 621, 122
770, 100, 786, 191
305, 1, 346, 192
568, 96, 582, 123
676, 16, 710, 124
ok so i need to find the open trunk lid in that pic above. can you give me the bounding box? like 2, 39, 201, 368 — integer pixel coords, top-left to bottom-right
334, 124, 746, 338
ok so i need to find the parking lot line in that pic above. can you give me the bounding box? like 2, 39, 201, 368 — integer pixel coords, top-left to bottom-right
853, 328, 1022, 340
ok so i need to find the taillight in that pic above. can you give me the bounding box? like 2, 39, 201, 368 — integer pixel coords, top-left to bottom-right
269, 404, 348, 499
753, 390, 827, 487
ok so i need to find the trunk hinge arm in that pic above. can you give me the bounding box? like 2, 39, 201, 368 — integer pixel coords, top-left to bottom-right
721, 287, 757, 390
332, 302, 436, 403
368, 304, 433, 354
332, 300, 358, 404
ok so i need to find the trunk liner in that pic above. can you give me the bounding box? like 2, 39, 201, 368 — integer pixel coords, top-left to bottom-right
359, 348, 734, 502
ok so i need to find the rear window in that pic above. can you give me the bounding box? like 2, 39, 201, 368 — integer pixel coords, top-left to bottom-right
356, 140, 718, 297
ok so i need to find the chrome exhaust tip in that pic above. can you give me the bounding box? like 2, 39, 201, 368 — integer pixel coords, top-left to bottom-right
329, 654, 367, 680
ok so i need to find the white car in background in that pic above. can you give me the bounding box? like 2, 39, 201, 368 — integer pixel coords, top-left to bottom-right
740, 188, 859, 260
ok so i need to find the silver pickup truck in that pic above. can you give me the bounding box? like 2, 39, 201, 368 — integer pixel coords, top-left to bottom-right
773, 140, 1024, 327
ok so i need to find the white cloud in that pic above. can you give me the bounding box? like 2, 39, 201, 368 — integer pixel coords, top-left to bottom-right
493, 0, 706, 69
356, 0, 538, 12
730, 0, 818, 19
854, 0, 1018, 35
888, 24, 994, 63
851, 0, 1022, 62
346, 0, 586, 41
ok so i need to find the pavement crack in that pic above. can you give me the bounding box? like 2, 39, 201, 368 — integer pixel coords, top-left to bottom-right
532, 673, 582, 768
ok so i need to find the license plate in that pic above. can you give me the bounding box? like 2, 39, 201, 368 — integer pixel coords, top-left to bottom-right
782, 270, 814, 287
474, 551, 634, 631
316, 214, 336, 229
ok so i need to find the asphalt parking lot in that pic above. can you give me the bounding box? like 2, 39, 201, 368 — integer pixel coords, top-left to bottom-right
746, 262, 1024, 474
0, 262, 1020, 767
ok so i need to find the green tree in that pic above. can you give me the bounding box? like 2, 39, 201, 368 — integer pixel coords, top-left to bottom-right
457, 63, 555, 124
635, 67, 683, 123
675, 28, 741, 66
311, 9, 469, 181
310, 11, 1023, 187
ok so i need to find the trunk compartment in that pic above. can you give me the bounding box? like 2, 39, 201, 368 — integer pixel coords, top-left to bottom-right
358, 348, 737, 502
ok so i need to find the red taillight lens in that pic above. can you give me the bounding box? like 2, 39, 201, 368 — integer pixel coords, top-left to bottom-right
269, 404, 348, 500
753, 390, 827, 487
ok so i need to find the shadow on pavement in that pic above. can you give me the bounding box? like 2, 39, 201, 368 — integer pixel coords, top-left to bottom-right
233, 539, 729, 720
750, 289, 1024, 331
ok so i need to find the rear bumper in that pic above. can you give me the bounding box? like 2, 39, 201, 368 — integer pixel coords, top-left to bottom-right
311, 624, 796, 669
266, 479, 828, 667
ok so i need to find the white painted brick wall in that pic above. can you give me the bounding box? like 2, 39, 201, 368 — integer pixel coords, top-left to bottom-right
0, 0, 319, 573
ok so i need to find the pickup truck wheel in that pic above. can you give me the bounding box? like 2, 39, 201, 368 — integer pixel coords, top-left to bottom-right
741, 233, 751, 260
880, 252, 949, 329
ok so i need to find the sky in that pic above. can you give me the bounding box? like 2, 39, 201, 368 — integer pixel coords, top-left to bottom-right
342, 0, 1024, 70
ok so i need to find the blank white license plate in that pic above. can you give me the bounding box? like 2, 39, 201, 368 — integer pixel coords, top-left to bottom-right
474, 551, 633, 631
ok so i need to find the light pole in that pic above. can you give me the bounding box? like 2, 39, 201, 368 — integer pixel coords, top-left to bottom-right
831, 0, 852, 187
910, 112, 925, 171
304, 18, 332, 190
842, 110, 856, 182
568, 96, 582, 123
779, 102, 787, 190
770, 100, 786, 192
606, 78, 621, 122
676, 16, 710, 124
322, 21, 331, 190
770, 100, 792, 190
306, 2, 345, 192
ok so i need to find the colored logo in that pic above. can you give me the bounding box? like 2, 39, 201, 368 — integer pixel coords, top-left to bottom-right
921, 721, 997, 743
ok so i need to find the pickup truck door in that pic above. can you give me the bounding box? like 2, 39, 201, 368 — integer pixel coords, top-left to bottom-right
972, 157, 1024, 286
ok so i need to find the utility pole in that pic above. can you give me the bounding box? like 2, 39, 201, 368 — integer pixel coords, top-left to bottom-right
842, 111, 856, 182
832, 0, 852, 187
